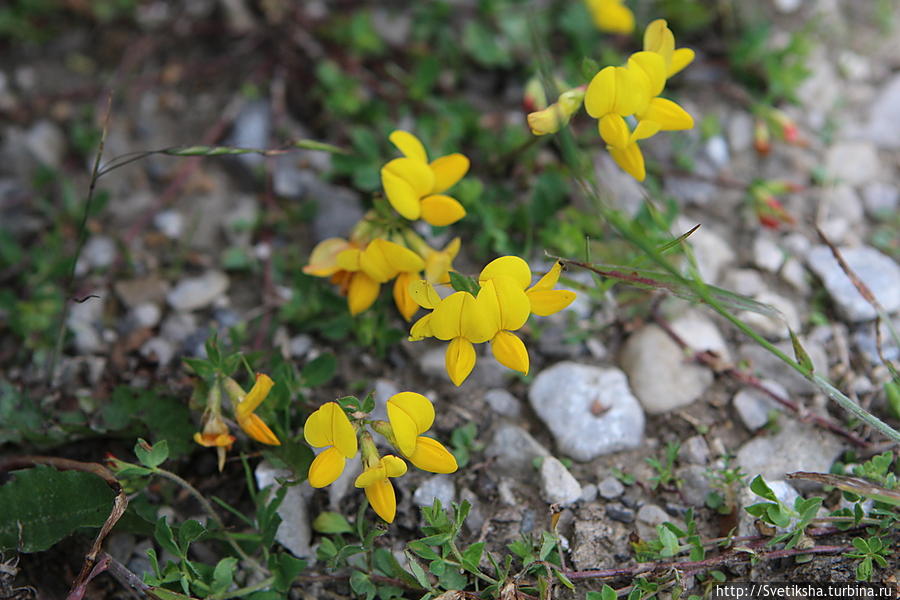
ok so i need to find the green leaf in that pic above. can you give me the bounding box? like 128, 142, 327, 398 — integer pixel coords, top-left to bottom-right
407, 540, 440, 561
461, 542, 484, 572
211, 557, 237, 595
749, 475, 778, 502
178, 519, 206, 547
539, 531, 557, 561
313, 511, 353, 534
316, 537, 338, 561
448, 271, 480, 296
789, 330, 814, 374
350, 571, 377, 600
134, 438, 169, 469
147, 588, 197, 600
270, 553, 306, 593
0, 465, 115, 552
154, 517, 181, 557
301, 353, 337, 386
657, 525, 680, 558
404, 551, 433, 591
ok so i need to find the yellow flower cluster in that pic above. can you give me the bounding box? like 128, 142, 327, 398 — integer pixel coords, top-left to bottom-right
304, 131, 466, 320
194, 373, 281, 471
304, 392, 457, 523
408, 257, 575, 386
527, 19, 695, 181
584, 0, 634, 34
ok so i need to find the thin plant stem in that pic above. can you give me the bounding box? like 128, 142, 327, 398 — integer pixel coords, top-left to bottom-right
151, 467, 265, 573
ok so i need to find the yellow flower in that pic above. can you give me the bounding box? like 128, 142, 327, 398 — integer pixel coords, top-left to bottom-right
527, 87, 586, 136
229, 373, 281, 446
584, 0, 635, 34
402, 231, 461, 286
411, 286, 499, 386
584, 65, 652, 121
193, 412, 235, 472
381, 130, 470, 227
643, 19, 695, 78
335, 238, 426, 318
478, 257, 575, 373
386, 392, 458, 474
355, 454, 407, 523
304, 402, 359, 488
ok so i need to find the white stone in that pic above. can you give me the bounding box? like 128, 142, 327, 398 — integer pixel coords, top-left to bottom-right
807, 246, 900, 321
132, 302, 162, 328
154, 210, 184, 238
530, 363, 645, 459
736, 420, 844, 482
485, 424, 550, 476
167, 271, 230, 311
413, 475, 456, 508
739, 291, 800, 340
824, 142, 881, 186
753, 235, 785, 272
484, 388, 521, 418
254, 462, 313, 558
866, 74, 900, 149
705, 135, 729, 168
539, 457, 582, 505
733, 379, 788, 431
669, 309, 731, 362
620, 326, 712, 414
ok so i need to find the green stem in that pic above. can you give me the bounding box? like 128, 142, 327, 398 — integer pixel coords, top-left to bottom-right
448, 541, 498, 585
152, 467, 266, 573
208, 575, 275, 599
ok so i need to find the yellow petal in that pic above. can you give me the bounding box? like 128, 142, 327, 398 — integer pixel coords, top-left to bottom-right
236, 373, 274, 417
491, 330, 530, 374
599, 114, 631, 149
430, 154, 470, 194
409, 436, 458, 474
527, 105, 566, 136
383, 157, 435, 198
336, 248, 362, 272
479, 256, 531, 288
429, 292, 466, 340
389, 130, 428, 162
584, 66, 616, 118
491, 276, 530, 331
631, 119, 661, 142
304, 238, 351, 276
381, 167, 422, 220
612, 65, 649, 116
381, 239, 426, 273
608, 141, 646, 181
463, 288, 501, 343
628, 51, 667, 98
364, 478, 397, 523
387, 402, 419, 456
530, 262, 562, 291
193, 431, 235, 448
669, 47, 694, 77
381, 454, 408, 478
528, 289, 577, 316
409, 279, 442, 309
643, 19, 674, 62
642, 97, 694, 131
303, 402, 358, 457
393, 273, 419, 321
420, 195, 466, 227
347, 272, 380, 315
388, 392, 435, 436
355, 464, 385, 489
237, 412, 281, 446
586, 0, 635, 34
409, 313, 433, 341
308, 446, 346, 488
445, 337, 476, 386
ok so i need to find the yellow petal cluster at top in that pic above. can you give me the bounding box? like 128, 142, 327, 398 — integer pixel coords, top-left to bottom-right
584, 19, 694, 181
409, 258, 576, 386
584, 0, 634, 34
525, 19, 694, 182
381, 131, 470, 227
194, 373, 281, 472
303, 392, 456, 523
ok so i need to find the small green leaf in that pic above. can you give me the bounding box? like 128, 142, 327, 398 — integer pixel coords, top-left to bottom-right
154, 517, 181, 558
749, 475, 778, 502
301, 353, 337, 387
448, 271, 480, 296
461, 542, 485, 572
407, 540, 440, 561
316, 537, 337, 561
270, 553, 306, 592
211, 557, 237, 594
658, 525, 680, 558
147, 588, 197, 600
178, 519, 206, 547
0, 465, 115, 552
404, 551, 433, 590
539, 531, 557, 561
350, 571, 377, 600
789, 330, 814, 374
313, 511, 353, 534
134, 438, 169, 469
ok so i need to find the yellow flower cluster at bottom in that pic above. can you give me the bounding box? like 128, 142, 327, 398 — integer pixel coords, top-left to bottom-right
303, 392, 457, 523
